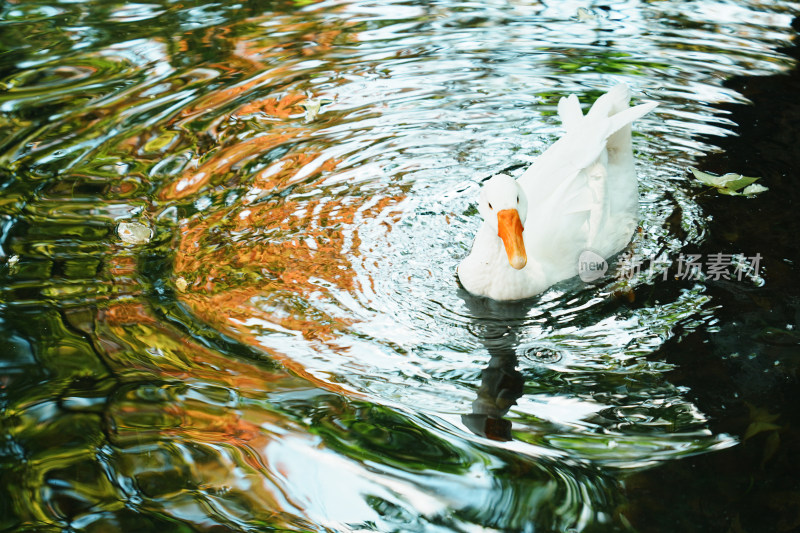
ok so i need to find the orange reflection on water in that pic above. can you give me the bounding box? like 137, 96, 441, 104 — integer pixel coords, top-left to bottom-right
142, 5, 408, 389
84, 300, 329, 394
235, 93, 307, 118
158, 128, 303, 201
168, 138, 403, 384
173, 172, 400, 336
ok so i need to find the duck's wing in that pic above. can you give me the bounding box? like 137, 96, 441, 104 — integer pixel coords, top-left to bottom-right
519, 101, 656, 192
519, 85, 657, 263
519, 90, 656, 214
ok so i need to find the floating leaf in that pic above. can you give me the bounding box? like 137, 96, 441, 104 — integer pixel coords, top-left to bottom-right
689, 167, 764, 196
690, 167, 727, 188
117, 221, 152, 245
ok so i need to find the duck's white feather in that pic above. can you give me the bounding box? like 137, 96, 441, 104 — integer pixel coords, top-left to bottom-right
557, 93, 583, 132
458, 84, 657, 301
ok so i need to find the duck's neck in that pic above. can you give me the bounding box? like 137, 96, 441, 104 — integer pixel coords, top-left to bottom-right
459, 224, 548, 301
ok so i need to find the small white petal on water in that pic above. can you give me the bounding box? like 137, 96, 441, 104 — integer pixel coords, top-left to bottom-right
117, 221, 153, 245
576, 7, 598, 21
742, 183, 769, 196
300, 98, 333, 122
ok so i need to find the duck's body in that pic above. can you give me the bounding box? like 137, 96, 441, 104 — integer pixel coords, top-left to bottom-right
458, 84, 657, 301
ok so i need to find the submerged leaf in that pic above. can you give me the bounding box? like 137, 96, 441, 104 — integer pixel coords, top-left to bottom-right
144, 131, 178, 153
745, 420, 781, 440
744, 404, 781, 440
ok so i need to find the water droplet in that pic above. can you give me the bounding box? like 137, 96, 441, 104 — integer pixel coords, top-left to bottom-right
521, 346, 563, 364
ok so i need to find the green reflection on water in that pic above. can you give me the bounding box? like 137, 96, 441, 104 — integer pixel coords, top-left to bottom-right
1, 0, 797, 531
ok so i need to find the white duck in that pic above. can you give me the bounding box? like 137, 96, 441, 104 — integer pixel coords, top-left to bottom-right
457, 84, 658, 301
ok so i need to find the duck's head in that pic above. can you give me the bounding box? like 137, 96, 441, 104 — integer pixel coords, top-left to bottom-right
479, 174, 528, 270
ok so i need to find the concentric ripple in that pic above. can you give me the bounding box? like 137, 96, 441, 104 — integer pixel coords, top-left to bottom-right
0, 0, 797, 531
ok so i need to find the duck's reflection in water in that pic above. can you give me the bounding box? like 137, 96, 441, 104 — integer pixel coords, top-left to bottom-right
462, 330, 524, 441
458, 288, 528, 442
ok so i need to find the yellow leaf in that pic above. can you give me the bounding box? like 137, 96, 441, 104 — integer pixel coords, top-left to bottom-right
144, 131, 178, 152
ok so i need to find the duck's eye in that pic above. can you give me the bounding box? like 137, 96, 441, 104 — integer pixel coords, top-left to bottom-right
516, 196, 519, 204
488, 202, 493, 210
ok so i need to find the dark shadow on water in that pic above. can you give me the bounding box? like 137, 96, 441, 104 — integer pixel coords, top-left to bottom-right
456, 288, 527, 441
622, 17, 800, 533
454, 268, 636, 443
457, 19, 800, 527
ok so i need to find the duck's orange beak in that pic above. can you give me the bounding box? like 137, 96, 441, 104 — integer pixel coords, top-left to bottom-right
497, 209, 526, 270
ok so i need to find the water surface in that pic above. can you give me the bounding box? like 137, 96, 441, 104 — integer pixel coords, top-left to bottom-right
1, 0, 798, 531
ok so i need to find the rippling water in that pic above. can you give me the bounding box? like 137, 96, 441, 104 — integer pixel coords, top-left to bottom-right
1, 0, 798, 531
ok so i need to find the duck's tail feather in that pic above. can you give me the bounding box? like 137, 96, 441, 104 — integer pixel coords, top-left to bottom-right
558, 94, 583, 132
560, 84, 657, 156
587, 83, 631, 118
607, 101, 659, 138
558, 83, 647, 133
584, 83, 657, 135
518, 84, 656, 200
559, 98, 657, 175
